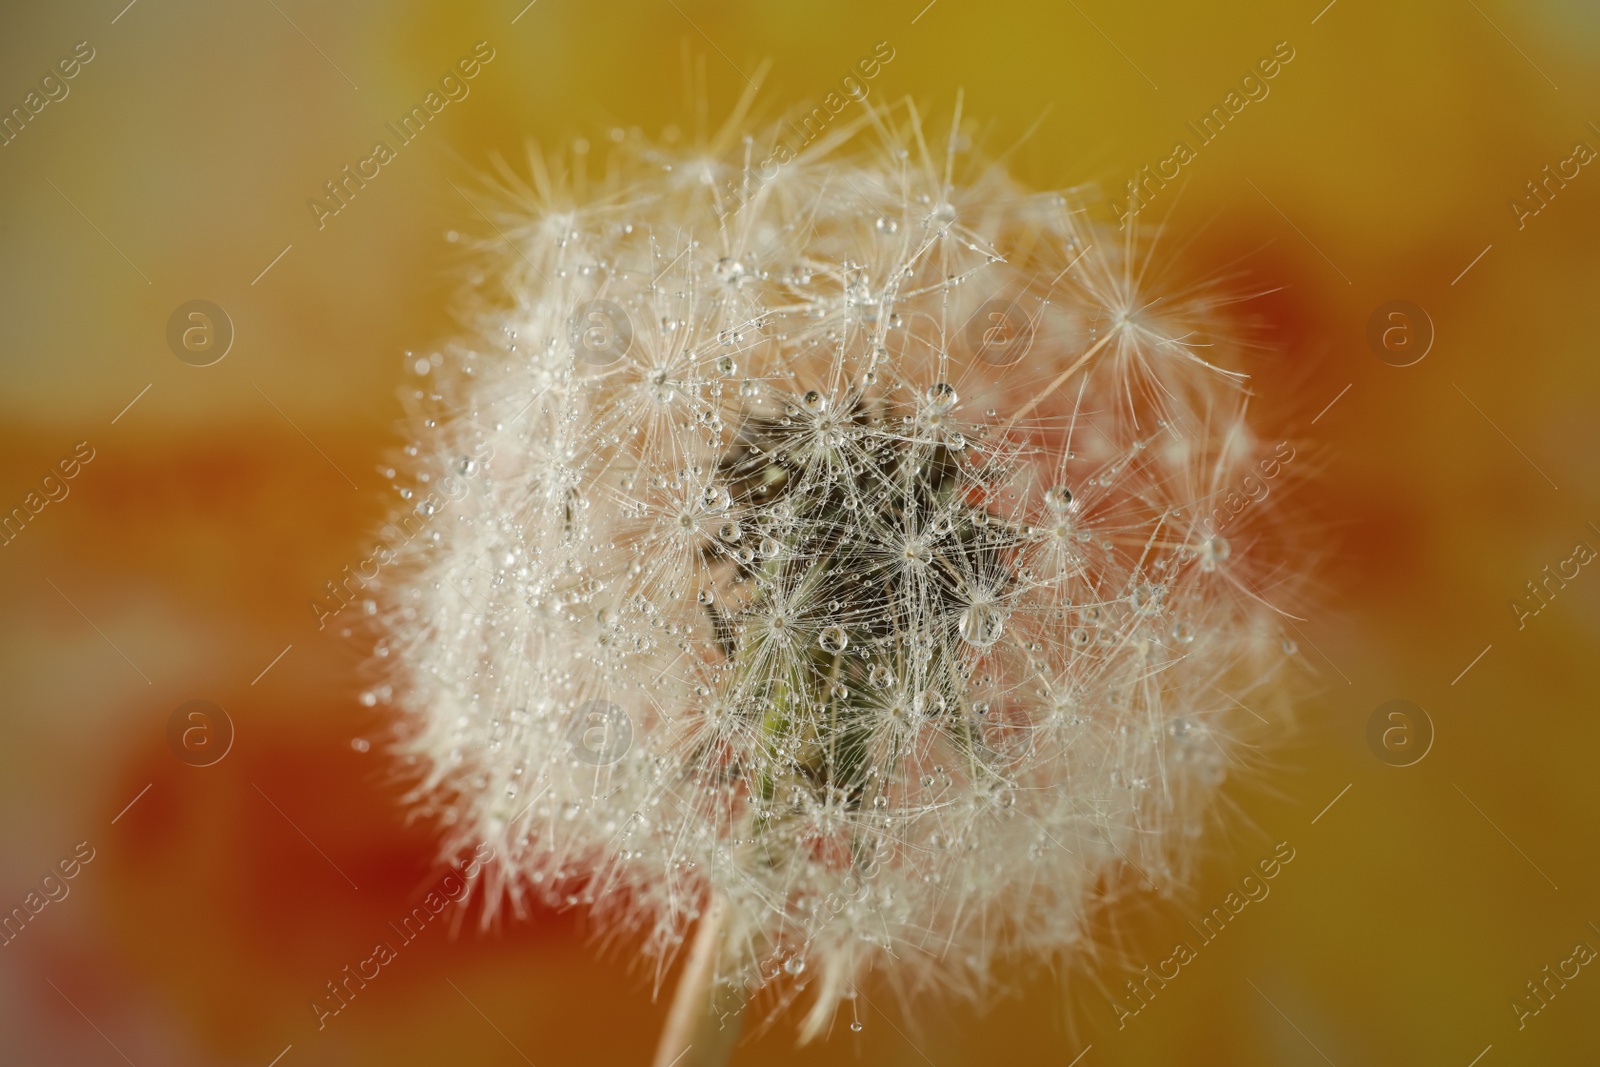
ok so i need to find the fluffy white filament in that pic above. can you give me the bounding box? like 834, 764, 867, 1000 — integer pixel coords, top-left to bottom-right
375, 100, 1300, 1040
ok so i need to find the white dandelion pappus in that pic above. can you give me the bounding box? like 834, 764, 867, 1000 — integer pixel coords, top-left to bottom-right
377, 99, 1303, 1052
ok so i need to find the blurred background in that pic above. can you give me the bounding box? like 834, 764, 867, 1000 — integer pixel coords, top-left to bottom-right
2, 1, 1597, 1063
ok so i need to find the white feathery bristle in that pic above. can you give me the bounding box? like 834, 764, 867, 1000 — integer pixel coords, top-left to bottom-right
374, 99, 1303, 1039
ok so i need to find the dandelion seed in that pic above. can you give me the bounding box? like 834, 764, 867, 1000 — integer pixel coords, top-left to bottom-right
379, 98, 1306, 1056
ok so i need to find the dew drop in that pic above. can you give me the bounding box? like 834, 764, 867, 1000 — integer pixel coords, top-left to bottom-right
1131, 583, 1165, 615
718, 521, 743, 542
869, 665, 894, 689
716, 355, 737, 376
958, 603, 1005, 647
926, 382, 958, 411
1043, 486, 1076, 513
801, 389, 827, 413
783, 956, 806, 975
819, 625, 849, 654
702, 485, 731, 512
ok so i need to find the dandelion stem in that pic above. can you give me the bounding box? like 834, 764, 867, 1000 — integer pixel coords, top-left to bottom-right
654, 894, 743, 1067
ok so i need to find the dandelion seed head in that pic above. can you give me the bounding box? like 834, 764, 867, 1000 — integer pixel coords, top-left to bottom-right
377, 101, 1305, 1038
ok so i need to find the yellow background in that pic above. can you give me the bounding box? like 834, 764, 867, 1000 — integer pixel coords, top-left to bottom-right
2, 1, 1597, 1063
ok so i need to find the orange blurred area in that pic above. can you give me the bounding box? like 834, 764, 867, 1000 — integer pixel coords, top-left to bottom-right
2, 1, 1599, 1064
